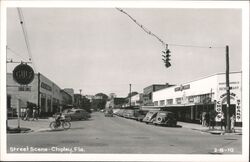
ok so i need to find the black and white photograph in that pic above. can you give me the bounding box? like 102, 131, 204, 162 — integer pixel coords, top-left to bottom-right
0, 1, 249, 162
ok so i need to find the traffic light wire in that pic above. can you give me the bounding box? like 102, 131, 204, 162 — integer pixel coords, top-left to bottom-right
17, 8, 37, 70
116, 8, 225, 49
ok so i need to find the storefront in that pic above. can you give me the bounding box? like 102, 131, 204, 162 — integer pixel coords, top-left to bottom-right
152, 72, 242, 125
7, 73, 72, 117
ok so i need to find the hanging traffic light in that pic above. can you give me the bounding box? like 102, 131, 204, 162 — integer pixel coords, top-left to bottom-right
162, 44, 171, 68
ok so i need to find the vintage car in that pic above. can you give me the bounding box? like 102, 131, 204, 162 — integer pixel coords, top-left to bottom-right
153, 111, 177, 127
142, 111, 159, 124
62, 108, 90, 121
104, 109, 113, 117
134, 109, 148, 122
123, 109, 136, 119
117, 109, 126, 117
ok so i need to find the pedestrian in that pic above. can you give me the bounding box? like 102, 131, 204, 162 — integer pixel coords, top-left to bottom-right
199, 113, 202, 124
220, 112, 226, 130
230, 114, 236, 133
209, 110, 216, 130
205, 112, 210, 127
25, 107, 30, 121
202, 112, 206, 126
32, 107, 38, 120
21, 108, 25, 120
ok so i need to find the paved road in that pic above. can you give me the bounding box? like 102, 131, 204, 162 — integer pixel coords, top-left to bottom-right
7, 112, 241, 154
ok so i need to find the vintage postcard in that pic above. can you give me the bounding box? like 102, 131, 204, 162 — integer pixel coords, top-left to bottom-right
0, 1, 249, 162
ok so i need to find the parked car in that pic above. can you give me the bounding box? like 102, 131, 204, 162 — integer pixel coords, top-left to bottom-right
117, 109, 126, 117
113, 109, 120, 115
123, 109, 136, 119
134, 109, 148, 122
153, 111, 177, 127
105, 109, 113, 117
62, 108, 90, 121
100, 109, 105, 113
142, 111, 159, 124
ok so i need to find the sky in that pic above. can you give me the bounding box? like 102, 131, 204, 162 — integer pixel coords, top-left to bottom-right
7, 8, 242, 97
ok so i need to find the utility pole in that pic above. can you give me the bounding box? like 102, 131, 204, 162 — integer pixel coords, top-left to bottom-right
225, 45, 231, 133
129, 84, 131, 107
79, 89, 82, 108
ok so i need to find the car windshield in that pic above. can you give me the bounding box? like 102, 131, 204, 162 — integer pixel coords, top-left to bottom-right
159, 112, 167, 116
147, 111, 157, 116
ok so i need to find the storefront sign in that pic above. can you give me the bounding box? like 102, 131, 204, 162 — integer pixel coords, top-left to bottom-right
175, 84, 190, 92
13, 63, 34, 85
41, 82, 52, 91
215, 93, 241, 122
215, 100, 222, 121
236, 99, 241, 121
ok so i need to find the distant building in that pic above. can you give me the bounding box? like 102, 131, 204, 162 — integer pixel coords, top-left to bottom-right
109, 97, 126, 109
74, 94, 82, 107
60, 90, 73, 110
143, 83, 174, 106
63, 88, 74, 104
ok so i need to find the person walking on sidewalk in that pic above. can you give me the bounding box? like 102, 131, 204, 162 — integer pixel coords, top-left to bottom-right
209, 110, 217, 130
24, 107, 30, 121
202, 112, 206, 126
205, 112, 210, 127
220, 112, 226, 130
230, 114, 236, 133
32, 107, 38, 121
21, 108, 25, 120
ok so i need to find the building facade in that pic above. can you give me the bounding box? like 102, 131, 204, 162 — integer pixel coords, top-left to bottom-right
63, 88, 74, 104
143, 83, 174, 106
152, 72, 242, 125
130, 93, 143, 106
7, 73, 73, 116
109, 97, 126, 109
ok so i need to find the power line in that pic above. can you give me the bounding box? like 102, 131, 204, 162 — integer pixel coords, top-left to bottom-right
17, 8, 37, 71
116, 8, 165, 46
116, 8, 224, 49
6, 46, 31, 62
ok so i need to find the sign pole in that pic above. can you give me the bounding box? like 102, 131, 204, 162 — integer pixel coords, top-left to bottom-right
225, 45, 231, 133
17, 99, 21, 129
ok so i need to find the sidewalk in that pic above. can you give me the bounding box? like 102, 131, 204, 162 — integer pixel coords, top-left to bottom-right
179, 121, 242, 135
7, 118, 53, 133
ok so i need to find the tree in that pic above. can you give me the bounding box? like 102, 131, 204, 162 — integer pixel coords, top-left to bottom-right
127, 91, 138, 98
95, 93, 108, 100
91, 93, 108, 110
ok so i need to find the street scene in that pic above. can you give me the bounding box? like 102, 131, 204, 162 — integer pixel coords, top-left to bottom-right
2, 1, 248, 161
7, 112, 242, 154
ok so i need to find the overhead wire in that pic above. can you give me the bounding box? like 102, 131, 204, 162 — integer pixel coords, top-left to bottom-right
17, 8, 37, 71
116, 8, 225, 49
116, 8, 165, 46
6, 46, 31, 63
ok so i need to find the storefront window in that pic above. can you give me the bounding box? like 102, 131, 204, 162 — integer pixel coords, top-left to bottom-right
176, 98, 182, 104
40, 93, 46, 112
159, 100, 165, 106
47, 96, 52, 112
166, 99, 173, 105
154, 101, 158, 106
